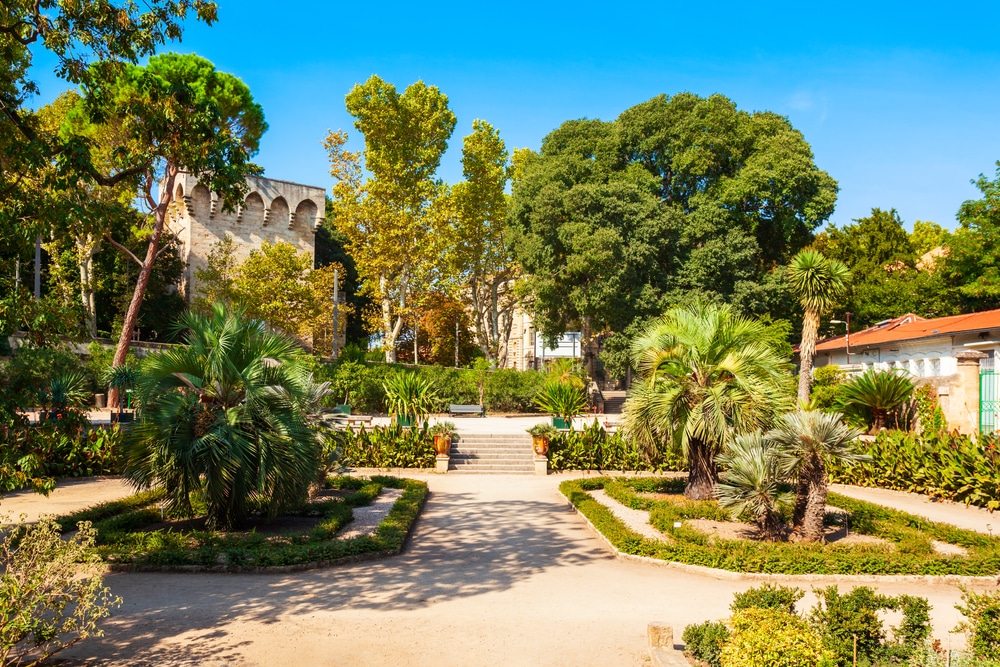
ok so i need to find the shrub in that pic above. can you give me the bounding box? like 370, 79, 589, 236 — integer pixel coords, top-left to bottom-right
830, 429, 1000, 511
533, 380, 587, 420
731, 584, 804, 614
682, 621, 730, 667
334, 424, 436, 468
547, 420, 685, 472
0, 518, 120, 665
956, 587, 1000, 661
720, 607, 825, 667
2, 346, 88, 409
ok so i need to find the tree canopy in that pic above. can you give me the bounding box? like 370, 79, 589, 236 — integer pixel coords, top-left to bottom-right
508, 92, 836, 350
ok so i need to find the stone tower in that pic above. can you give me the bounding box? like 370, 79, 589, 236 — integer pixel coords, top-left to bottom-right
166, 172, 326, 300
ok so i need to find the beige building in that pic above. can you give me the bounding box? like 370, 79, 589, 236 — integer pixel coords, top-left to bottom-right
166, 172, 325, 300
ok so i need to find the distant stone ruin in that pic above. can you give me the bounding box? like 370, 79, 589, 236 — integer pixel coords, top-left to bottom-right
166, 172, 325, 300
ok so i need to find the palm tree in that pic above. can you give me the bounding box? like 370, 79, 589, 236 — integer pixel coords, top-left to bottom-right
121, 304, 327, 530
623, 302, 794, 500
788, 250, 850, 406
767, 410, 866, 542
837, 369, 915, 432
716, 432, 795, 541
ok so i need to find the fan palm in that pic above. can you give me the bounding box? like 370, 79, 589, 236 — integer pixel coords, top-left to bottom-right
716, 432, 795, 541
767, 410, 866, 542
623, 301, 794, 500
788, 250, 850, 405
121, 304, 326, 530
837, 369, 915, 432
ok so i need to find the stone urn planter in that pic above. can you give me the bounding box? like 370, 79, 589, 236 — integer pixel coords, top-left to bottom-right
430, 421, 456, 456
527, 423, 558, 456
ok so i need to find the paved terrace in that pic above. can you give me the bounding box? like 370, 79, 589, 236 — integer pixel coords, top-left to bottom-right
2, 472, 994, 666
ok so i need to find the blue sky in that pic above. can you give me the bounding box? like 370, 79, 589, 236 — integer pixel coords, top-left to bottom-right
29, 1, 1000, 230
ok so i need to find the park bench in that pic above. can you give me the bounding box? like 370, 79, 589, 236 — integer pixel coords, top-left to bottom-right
449, 404, 485, 417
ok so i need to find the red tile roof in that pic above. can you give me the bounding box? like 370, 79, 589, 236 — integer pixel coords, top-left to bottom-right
815, 309, 1000, 352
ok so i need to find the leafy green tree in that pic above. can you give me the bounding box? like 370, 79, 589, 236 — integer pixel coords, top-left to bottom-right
325, 75, 456, 362
509, 93, 836, 368
79, 52, 266, 404
942, 164, 1000, 311
316, 210, 372, 346
910, 220, 949, 257
0, 1, 216, 278
122, 305, 326, 530
622, 302, 793, 500
788, 250, 850, 405
767, 410, 865, 542
447, 120, 518, 365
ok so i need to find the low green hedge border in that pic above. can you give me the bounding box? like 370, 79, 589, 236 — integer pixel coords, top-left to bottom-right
55, 476, 428, 572
561, 477, 1000, 576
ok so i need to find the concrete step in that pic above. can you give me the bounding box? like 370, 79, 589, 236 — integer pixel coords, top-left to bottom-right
449, 447, 532, 454
448, 464, 535, 472
449, 452, 534, 459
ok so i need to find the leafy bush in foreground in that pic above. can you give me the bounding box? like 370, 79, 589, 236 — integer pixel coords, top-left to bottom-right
682, 621, 729, 667
720, 608, 825, 667
547, 420, 685, 472
332, 424, 436, 469
1, 518, 120, 665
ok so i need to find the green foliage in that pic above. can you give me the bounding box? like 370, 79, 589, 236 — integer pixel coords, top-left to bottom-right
914, 384, 947, 435
956, 587, 1000, 661
810, 365, 846, 411
837, 370, 915, 431
809, 585, 931, 666
533, 380, 588, 420
941, 164, 1000, 312
0, 518, 121, 666
731, 584, 805, 614
546, 420, 685, 472
717, 433, 795, 541
334, 424, 436, 469
383, 370, 440, 423
830, 429, 1000, 510
2, 345, 88, 409
682, 621, 730, 667
720, 608, 825, 667
560, 476, 1000, 575
509, 92, 836, 348
623, 301, 794, 499
122, 305, 324, 530
314, 360, 546, 414
53, 477, 428, 571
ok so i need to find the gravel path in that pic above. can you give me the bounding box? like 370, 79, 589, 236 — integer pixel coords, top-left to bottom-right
590, 489, 666, 541
831, 484, 1000, 535
337, 488, 404, 540
3, 474, 991, 665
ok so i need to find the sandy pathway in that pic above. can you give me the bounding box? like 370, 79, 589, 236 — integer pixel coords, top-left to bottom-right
2, 475, 992, 665
0, 476, 132, 523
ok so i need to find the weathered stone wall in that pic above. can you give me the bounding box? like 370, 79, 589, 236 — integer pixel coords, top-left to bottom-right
166, 172, 325, 300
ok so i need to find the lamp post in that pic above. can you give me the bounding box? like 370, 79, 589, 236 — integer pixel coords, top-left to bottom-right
831, 312, 852, 365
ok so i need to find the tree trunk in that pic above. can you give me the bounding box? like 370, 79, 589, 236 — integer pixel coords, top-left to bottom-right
791, 474, 809, 533
685, 438, 719, 500
797, 307, 820, 406
78, 236, 99, 338
799, 458, 829, 543
109, 169, 176, 408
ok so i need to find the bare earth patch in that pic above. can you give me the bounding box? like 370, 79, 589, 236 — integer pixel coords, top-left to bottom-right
931, 540, 969, 557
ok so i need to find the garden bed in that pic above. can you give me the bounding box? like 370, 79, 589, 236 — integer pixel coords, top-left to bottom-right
55, 476, 427, 572
562, 476, 1000, 576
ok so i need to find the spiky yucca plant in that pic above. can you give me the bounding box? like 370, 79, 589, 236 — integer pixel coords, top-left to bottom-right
837, 369, 915, 432
716, 433, 795, 541
121, 304, 326, 530
768, 410, 866, 542
623, 301, 794, 500
533, 380, 588, 423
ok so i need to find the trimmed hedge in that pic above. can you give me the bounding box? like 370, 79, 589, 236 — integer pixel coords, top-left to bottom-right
314, 360, 547, 414
332, 423, 436, 469
55, 476, 428, 571
561, 476, 1000, 576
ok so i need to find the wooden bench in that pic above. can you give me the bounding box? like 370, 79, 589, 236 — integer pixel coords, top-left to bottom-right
449, 404, 485, 417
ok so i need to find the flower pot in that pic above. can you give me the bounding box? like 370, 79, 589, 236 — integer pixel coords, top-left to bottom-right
433, 434, 452, 455
552, 416, 569, 430
531, 434, 549, 455
334, 404, 351, 415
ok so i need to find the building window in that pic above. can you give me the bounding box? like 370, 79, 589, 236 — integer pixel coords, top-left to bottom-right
930, 358, 941, 376
915, 359, 925, 377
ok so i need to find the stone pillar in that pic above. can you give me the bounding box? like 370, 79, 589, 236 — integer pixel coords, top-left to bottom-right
435, 454, 449, 474
534, 455, 548, 476
953, 350, 987, 434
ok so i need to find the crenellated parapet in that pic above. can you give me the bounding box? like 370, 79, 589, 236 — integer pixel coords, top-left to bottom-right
165, 171, 326, 301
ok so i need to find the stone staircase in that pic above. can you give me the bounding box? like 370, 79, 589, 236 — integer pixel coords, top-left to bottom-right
602, 390, 627, 414
448, 433, 535, 474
